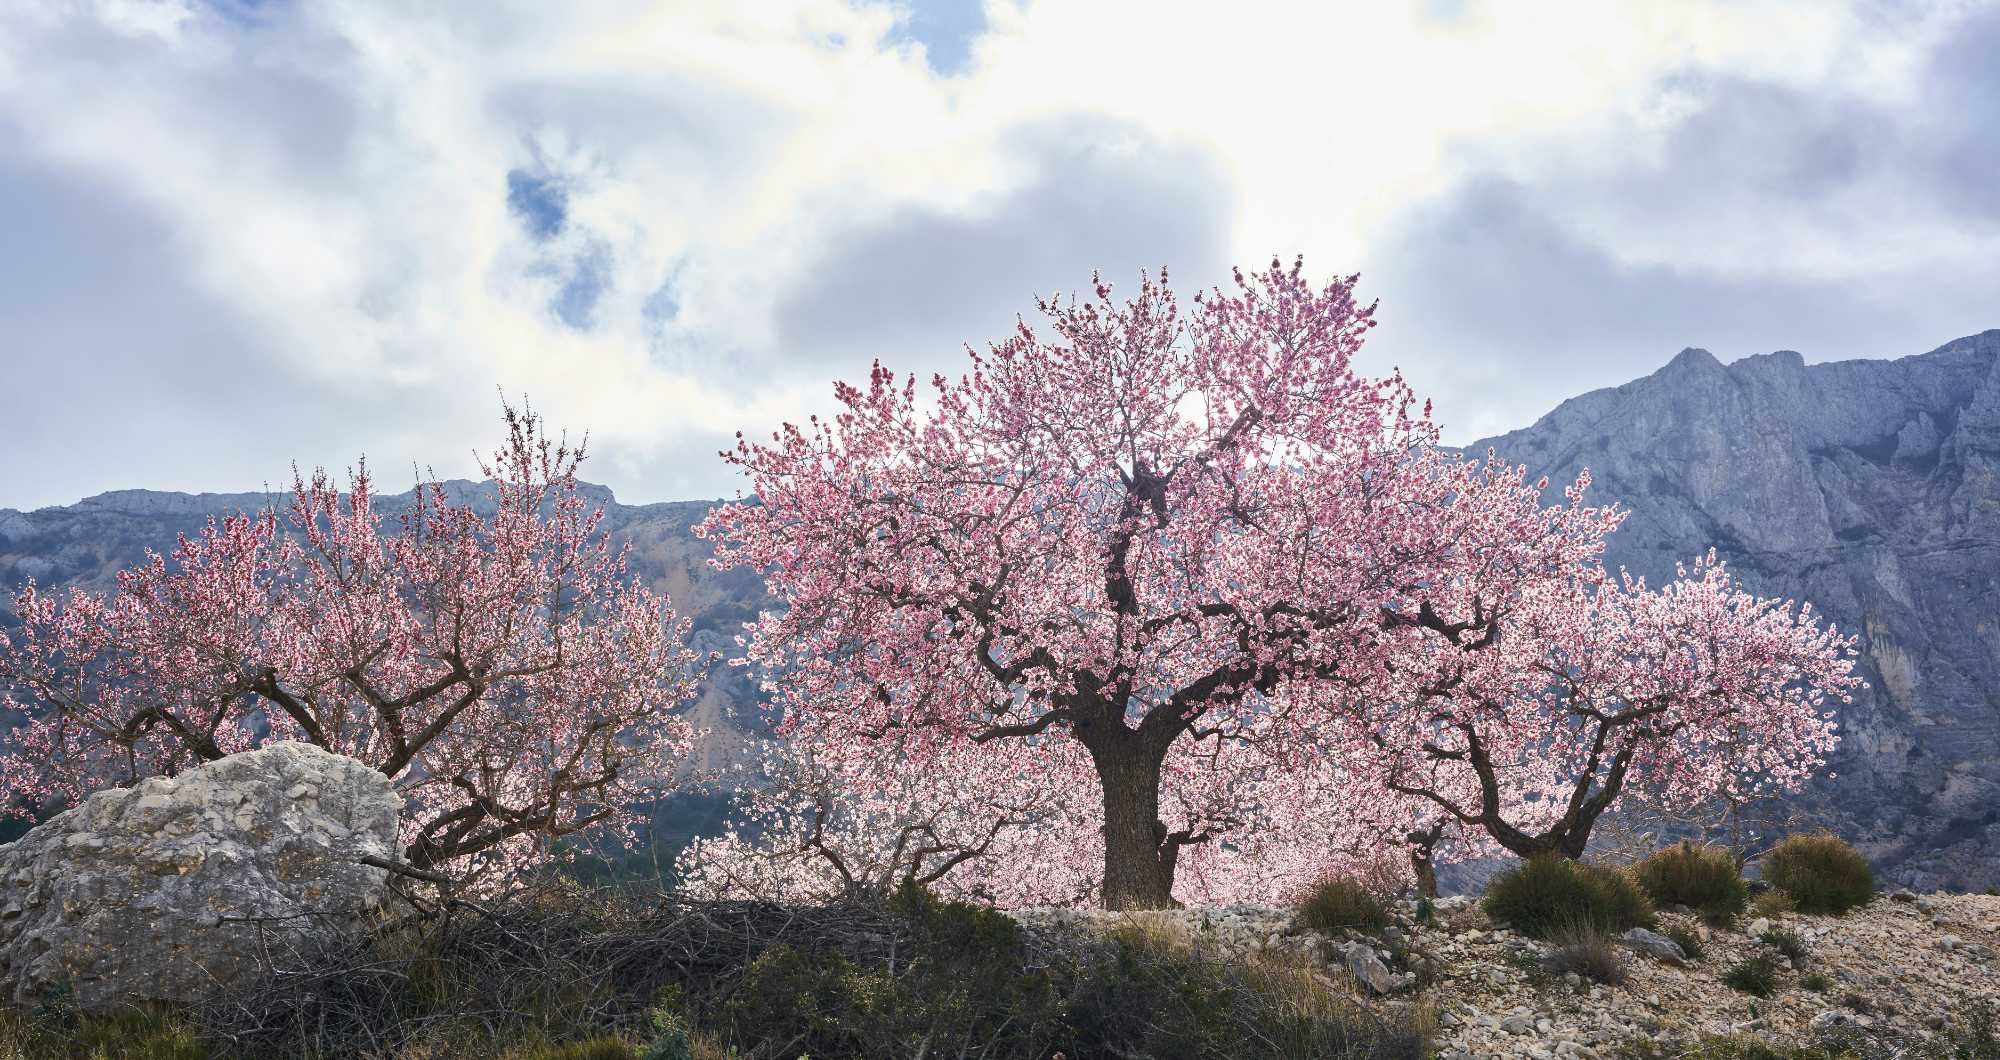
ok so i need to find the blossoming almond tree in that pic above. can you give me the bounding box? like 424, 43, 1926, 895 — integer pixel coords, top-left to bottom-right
702, 259, 1611, 909
0, 406, 704, 886
676, 733, 1102, 907
1363, 552, 1862, 861
677, 718, 1429, 908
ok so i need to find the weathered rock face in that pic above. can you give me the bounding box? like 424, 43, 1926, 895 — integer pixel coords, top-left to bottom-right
1468, 329, 2000, 890
0, 741, 401, 1012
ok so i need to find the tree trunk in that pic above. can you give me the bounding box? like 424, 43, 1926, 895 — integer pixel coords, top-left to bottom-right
1407, 825, 1444, 899
1089, 741, 1179, 910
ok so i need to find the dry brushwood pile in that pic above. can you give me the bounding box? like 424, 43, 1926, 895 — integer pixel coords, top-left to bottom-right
172, 882, 1440, 1060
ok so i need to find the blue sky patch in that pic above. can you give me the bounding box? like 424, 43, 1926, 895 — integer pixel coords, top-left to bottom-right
887, 0, 985, 77
553, 245, 610, 330
506, 169, 567, 240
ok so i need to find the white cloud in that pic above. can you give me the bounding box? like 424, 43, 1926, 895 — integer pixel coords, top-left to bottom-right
0, 0, 1994, 508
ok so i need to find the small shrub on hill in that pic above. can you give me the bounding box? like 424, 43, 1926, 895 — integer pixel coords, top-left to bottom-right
1662, 922, 1706, 962
1760, 834, 1875, 915
1634, 842, 1747, 924
1750, 889, 1797, 919
1295, 873, 1389, 934
1483, 856, 1655, 939
1541, 917, 1627, 985
1066, 924, 1429, 1059
1760, 926, 1810, 966
1721, 955, 1780, 997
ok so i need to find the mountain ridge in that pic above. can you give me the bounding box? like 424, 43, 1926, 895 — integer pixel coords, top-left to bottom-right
1467, 328, 2000, 889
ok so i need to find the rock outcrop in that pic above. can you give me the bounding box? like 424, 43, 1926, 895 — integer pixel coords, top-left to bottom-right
1468, 330, 2000, 890
0, 742, 401, 1012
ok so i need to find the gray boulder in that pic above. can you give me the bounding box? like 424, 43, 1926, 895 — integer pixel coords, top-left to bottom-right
1621, 926, 1688, 964
1334, 939, 1399, 994
0, 741, 401, 1012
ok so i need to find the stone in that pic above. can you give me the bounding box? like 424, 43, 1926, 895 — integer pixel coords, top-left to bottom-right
0, 742, 401, 1013
1340, 940, 1399, 994
1621, 927, 1688, 964
1747, 918, 1772, 938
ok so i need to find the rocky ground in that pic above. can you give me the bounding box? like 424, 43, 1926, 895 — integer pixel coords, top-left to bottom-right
1007, 889, 2000, 1058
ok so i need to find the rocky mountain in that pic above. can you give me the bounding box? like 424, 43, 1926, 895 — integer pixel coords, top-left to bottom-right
1468, 329, 2000, 890
4, 330, 1997, 888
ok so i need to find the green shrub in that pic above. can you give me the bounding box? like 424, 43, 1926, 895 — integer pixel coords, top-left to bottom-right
1721, 955, 1780, 997
1295, 874, 1390, 934
1064, 927, 1430, 1059
1413, 896, 1436, 927
1541, 918, 1627, 985
1759, 926, 1809, 966
1483, 856, 1655, 939
1801, 970, 1832, 992
1634, 842, 1747, 924
1760, 834, 1875, 915
1952, 1002, 2000, 1059
1662, 922, 1706, 962
1749, 889, 1797, 918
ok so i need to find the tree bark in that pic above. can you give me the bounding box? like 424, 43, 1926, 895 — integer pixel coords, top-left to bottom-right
1407, 824, 1445, 899
1087, 738, 1180, 910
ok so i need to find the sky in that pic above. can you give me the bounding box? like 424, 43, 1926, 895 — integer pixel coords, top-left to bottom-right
2, 0, 1997, 510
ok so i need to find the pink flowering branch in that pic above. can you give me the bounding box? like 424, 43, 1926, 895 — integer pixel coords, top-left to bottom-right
0, 404, 707, 887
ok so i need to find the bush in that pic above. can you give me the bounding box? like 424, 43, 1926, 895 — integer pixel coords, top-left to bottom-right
1541, 918, 1627, 985
1662, 922, 1706, 962
1634, 843, 1747, 924
1295, 874, 1390, 934
1800, 970, 1832, 992
1760, 834, 1875, 915
1066, 925, 1429, 1059
1953, 1002, 2000, 1059
1722, 955, 1780, 997
1483, 856, 1655, 939
1759, 926, 1809, 966
1750, 889, 1797, 918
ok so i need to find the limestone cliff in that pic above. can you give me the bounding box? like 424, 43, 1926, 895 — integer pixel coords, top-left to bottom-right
1468, 330, 2000, 889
